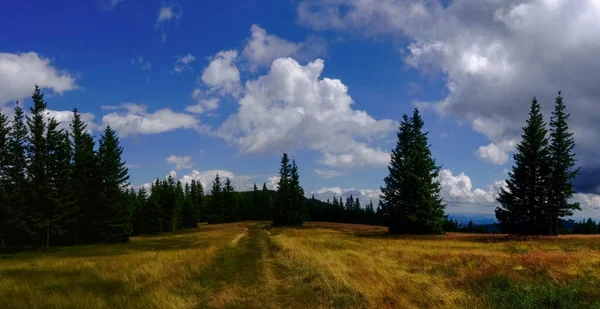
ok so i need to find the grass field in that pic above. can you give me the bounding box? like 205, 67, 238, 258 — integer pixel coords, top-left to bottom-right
2, 222, 600, 309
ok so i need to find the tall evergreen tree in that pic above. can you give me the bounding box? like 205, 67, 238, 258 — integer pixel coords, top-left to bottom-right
0, 107, 10, 249
207, 174, 223, 223
26, 85, 51, 246
97, 125, 131, 243
182, 182, 199, 228
223, 177, 236, 222
380, 109, 445, 234
272, 154, 306, 226
548, 91, 580, 235
6, 103, 28, 247
496, 97, 550, 235
45, 118, 75, 246
70, 108, 98, 244
261, 182, 272, 220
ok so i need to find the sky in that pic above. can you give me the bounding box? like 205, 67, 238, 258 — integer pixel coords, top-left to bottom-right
2, 0, 600, 219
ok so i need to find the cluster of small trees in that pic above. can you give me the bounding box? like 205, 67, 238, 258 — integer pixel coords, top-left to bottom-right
443, 220, 488, 234
0, 86, 131, 250
570, 218, 600, 234
272, 153, 307, 226
306, 196, 383, 225
496, 92, 579, 235
127, 174, 274, 235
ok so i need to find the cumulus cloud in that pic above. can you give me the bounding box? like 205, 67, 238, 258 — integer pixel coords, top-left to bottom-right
200, 50, 242, 97
298, 0, 600, 192
155, 4, 182, 41
184, 89, 219, 114
101, 103, 200, 137
0, 52, 77, 105
219, 57, 395, 168
165, 154, 193, 170
314, 169, 344, 179
46, 109, 99, 133
173, 53, 196, 73
475, 139, 517, 165
131, 56, 152, 70
241, 24, 326, 70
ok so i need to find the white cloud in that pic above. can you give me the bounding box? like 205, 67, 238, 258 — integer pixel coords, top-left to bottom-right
475, 139, 517, 165
165, 154, 193, 170
46, 109, 99, 133
101, 103, 200, 137
266, 176, 280, 190
0, 52, 77, 105
242, 24, 300, 69
155, 4, 182, 42
174, 53, 196, 73
297, 0, 600, 190
184, 89, 219, 114
219, 57, 395, 168
97, 0, 124, 10
314, 169, 344, 179
241, 24, 326, 71
131, 56, 152, 70
200, 50, 241, 97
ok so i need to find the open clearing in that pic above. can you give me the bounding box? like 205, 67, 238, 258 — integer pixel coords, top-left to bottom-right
2, 222, 600, 309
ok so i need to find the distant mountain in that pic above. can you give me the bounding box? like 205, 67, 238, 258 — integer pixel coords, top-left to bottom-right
447, 213, 497, 225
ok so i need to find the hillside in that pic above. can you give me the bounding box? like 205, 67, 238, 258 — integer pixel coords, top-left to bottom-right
1, 222, 600, 309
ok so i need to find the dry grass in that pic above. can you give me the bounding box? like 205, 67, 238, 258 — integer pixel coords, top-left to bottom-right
2, 221, 600, 309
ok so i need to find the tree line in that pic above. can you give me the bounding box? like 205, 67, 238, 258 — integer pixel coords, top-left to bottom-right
0, 86, 131, 251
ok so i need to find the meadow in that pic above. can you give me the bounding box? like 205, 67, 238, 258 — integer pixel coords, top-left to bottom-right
1, 221, 600, 309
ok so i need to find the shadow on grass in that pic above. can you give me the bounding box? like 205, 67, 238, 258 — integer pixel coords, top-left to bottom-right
0, 268, 133, 306
470, 275, 600, 309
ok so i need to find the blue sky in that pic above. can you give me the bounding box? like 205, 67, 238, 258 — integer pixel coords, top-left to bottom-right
2, 0, 600, 218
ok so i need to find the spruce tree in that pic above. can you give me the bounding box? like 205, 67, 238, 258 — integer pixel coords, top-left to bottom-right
261, 182, 272, 220
0, 107, 10, 249
289, 159, 306, 225
496, 97, 550, 235
182, 182, 198, 228
548, 91, 580, 235
222, 177, 236, 222
190, 179, 205, 222
207, 174, 223, 223
272, 154, 306, 226
97, 125, 131, 243
6, 103, 28, 247
70, 109, 98, 244
380, 109, 445, 234
132, 187, 148, 235
252, 183, 260, 220
26, 86, 51, 246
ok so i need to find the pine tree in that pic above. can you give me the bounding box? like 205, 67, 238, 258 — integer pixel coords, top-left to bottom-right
6, 103, 28, 247
175, 181, 185, 229
132, 187, 148, 235
272, 154, 306, 226
25, 85, 52, 246
190, 179, 205, 222
261, 182, 272, 220
97, 125, 131, 243
289, 159, 306, 225
548, 91, 580, 235
145, 181, 163, 234
70, 108, 98, 244
222, 177, 236, 222
182, 182, 199, 228
0, 107, 10, 249
496, 97, 550, 235
252, 183, 260, 220
381, 109, 445, 234
45, 118, 75, 246
207, 174, 223, 223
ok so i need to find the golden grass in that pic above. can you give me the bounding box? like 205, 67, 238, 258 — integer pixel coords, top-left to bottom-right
2, 221, 600, 309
